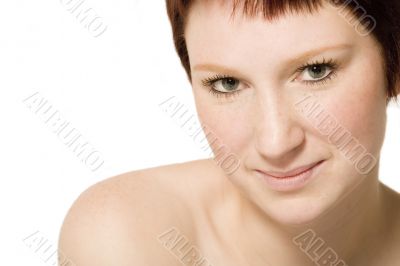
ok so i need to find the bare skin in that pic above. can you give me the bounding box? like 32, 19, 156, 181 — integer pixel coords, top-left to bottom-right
58, 158, 400, 266
59, 1, 400, 265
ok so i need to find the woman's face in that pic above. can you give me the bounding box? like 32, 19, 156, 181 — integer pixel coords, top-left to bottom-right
185, 0, 388, 225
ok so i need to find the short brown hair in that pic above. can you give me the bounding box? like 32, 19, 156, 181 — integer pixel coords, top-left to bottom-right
165, 0, 400, 100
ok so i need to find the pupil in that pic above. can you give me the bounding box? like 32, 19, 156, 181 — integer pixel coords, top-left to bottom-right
313, 66, 322, 73
227, 78, 235, 85
223, 78, 237, 90
310, 65, 325, 78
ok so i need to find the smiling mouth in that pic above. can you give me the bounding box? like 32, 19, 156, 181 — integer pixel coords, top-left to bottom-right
257, 160, 325, 179
256, 160, 326, 192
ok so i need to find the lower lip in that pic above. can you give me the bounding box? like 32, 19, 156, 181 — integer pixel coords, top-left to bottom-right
256, 160, 325, 192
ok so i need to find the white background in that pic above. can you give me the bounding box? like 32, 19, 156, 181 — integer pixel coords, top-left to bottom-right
0, 1, 399, 265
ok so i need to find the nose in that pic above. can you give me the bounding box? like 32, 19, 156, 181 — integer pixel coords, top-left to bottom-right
254, 95, 305, 161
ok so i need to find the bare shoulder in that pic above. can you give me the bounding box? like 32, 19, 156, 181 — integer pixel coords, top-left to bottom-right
382, 184, 400, 215
379, 184, 400, 265
388, 186, 400, 264
58, 159, 218, 266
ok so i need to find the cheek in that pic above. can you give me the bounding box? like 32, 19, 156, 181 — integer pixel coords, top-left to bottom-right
320, 69, 387, 159
195, 101, 253, 156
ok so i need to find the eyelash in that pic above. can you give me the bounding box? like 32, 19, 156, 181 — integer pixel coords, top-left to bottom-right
201, 58, 339, 99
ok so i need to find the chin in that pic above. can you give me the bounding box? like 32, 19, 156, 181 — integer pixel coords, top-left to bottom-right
263, 192, 338, 226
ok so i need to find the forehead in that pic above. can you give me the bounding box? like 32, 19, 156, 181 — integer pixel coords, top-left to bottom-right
185, 0, 366, 70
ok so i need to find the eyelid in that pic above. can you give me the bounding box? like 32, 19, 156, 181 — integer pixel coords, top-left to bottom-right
296, 66, 334, 82
200, 75, 245, 100
202, 74, 246, 92
203, 58, 338, 84
201, 74, 230, 87
291, 58, 339, 81
295, 57, 337, 73
201, 57, 340, 100
202, 74, 244, 86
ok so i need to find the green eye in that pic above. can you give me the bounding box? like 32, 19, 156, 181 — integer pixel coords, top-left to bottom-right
297, 58, 339, 86
307, 65, 329, 80
201, 74, 243, 100
219, 78, 239, 92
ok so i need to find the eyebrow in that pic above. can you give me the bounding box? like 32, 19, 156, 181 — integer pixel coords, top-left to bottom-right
193, 43, 353, 74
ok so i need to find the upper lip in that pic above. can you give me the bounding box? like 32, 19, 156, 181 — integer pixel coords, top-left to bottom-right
257, 160, 323, 178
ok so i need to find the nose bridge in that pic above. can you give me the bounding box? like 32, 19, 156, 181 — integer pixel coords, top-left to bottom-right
254, 91, 305, 160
